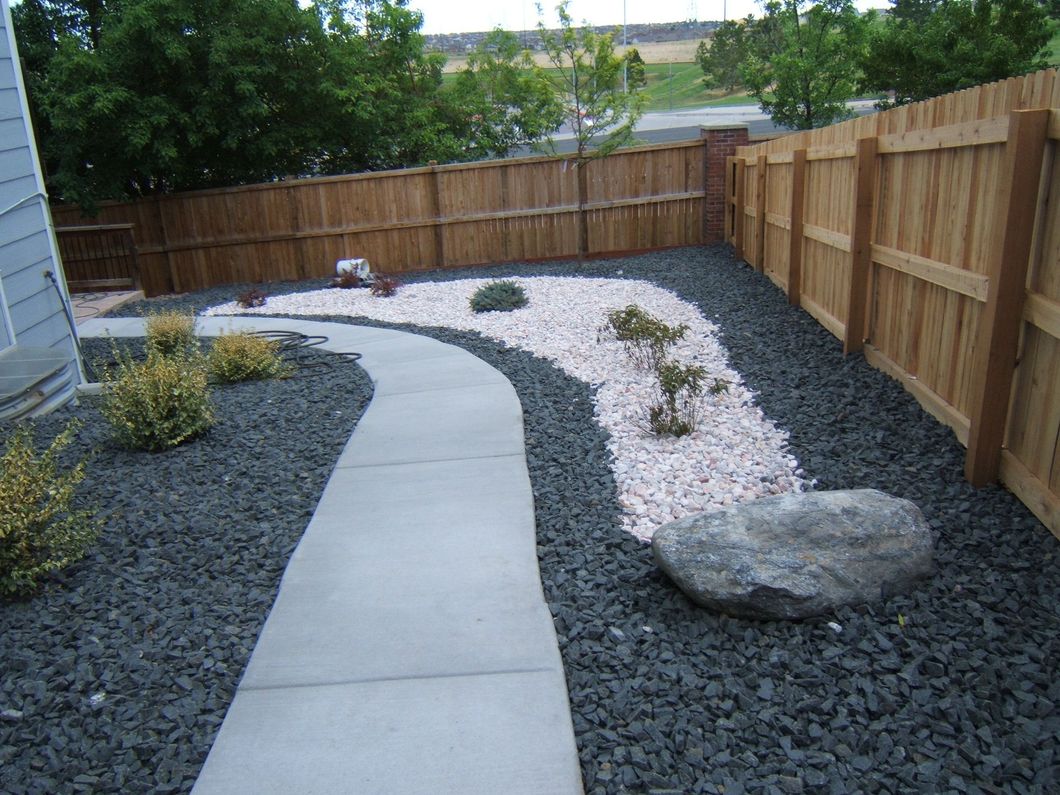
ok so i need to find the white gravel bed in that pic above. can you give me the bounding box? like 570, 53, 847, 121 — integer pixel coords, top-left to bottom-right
205, 277, 805, 540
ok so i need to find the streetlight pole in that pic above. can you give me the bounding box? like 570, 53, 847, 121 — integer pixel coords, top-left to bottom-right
622, 0, 627, 93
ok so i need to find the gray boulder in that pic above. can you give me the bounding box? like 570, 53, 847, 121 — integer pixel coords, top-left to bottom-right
651, 489, 933, 620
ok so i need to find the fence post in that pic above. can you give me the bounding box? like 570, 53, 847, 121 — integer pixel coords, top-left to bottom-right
755, 154, 767, 272
733, 158, 746, 261
843, 136, 878, 355
428, 161, 447, 269
965, 109, 1050, 486
787, 148, 807, 307
153, 196, 177, 295
123, 227, 143, 292
577, 159, 590, 259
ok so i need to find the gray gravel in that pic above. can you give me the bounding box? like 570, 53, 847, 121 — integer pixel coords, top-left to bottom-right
0, 339, 372, 794
11, 243, 1058, 793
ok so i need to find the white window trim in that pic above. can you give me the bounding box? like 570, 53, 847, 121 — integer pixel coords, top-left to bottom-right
0, 272, 15, 352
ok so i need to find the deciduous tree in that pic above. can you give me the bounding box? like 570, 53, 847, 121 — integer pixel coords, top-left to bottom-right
742, 0, 871, 130
533, 1, 644, 163
860, 0, 1050, 107
695, 19, 750, 92
445, 29, 564, 159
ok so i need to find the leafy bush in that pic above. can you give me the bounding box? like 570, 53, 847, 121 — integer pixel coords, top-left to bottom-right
604, 304, 688, 370
0, 420, 101, 598
208, 332, 286, 383
330, 271, 363, 289
100, 348, 214, 451
371, 274, 401, 298
145, 311, 198, 359
645, 360, 707, 437
469, 280, 528, 313
236, 288, 268, 308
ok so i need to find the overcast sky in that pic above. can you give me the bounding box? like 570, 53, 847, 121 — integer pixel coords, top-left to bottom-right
409, 1, 885, 35
410, 1, 760, 34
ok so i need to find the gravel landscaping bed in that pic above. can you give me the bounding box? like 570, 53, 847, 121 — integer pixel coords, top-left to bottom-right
0, 339, 372, 794
89, 244, 1060, 791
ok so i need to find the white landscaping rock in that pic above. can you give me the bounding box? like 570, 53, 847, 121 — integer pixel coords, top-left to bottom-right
205, 277, 805, 541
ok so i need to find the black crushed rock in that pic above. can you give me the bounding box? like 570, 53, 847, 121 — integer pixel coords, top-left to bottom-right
0, 338, 372, 794
109, 245, 1060, 792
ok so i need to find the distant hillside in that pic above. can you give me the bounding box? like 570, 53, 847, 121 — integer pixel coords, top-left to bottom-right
424, 19, 719, 55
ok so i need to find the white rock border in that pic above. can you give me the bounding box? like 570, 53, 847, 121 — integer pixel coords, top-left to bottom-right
205, 277, 805, 541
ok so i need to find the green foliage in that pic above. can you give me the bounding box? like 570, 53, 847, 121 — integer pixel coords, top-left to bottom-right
604, 304, 688, 370
469, 280, 528, 313
623, 47, 647, 90
696, 20, 749, 91
101, 348, 214, 451
446, 29, 564, 158
12, 1, 558, 206
742, 0, 872, 130
646, 360, 707, 437
145, 310, 197, 359
207, 333, 286, 383
0, 420, 101, 598
860, 0, 1050, 107
533, 1, 645, 163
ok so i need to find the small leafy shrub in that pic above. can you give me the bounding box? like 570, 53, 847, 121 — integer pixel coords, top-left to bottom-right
470, 280, 528, 313
331, 271, 363, 289
604, 305, 688, 370
371, 274, 401, 298
145, 310, 198, 359
0, 420, 101, 598
236, 288, 268, 308
645, 360, 707, 437
101, 348, 214, 451
208, 332, 286, 383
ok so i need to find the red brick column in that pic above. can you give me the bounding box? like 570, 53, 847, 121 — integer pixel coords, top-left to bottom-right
700, 124, 750, 243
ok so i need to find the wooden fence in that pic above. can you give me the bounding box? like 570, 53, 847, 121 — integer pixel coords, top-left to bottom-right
726, 68, 1060, 538
51, 137, 740, 298
55, 224, 141, 292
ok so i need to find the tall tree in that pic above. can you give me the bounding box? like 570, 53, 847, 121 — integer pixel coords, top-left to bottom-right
623, 47, 647, 90
444, 29, 564, 159
696, 19, 750, 92
533, 0, 643, 163
15, 0, 560, 207
860, 0, 1050, 107
742, 0, 872, 130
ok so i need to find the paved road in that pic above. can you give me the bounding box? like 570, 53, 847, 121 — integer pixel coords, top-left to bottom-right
511, 99, 880, 156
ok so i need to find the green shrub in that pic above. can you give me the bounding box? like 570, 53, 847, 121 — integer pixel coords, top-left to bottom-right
145, 311, 198, 359
469, 280, 528, 313
645, 360, 707, 437
101, 348, 214, 451
208, 332, 287, 383
604, 305, 688, 370
0, 420, 101, 598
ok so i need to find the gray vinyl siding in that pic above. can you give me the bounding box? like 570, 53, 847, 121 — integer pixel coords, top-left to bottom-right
0, 0, 77, 358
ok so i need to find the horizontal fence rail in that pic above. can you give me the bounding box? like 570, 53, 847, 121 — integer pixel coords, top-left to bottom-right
727, 68, 1060, 539
51, 133, 748, 299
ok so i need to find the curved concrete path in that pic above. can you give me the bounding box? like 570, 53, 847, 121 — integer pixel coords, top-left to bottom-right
77, 316, 584, 795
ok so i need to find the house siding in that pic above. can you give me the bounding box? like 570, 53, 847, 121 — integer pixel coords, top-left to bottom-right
0, 0, 79, 360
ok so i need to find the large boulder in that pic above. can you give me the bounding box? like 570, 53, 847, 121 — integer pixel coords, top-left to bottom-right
651, 489, 933, 620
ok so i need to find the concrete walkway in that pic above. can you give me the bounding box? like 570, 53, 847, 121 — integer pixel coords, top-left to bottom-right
76, 316, 584, 795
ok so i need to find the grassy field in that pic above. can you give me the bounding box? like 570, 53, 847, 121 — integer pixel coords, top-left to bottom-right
440, 38, 702, 73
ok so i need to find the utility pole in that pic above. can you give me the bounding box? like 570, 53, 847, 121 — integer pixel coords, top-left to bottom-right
622, 0, 627, 93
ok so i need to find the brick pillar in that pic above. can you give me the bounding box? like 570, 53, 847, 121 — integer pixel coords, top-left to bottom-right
700, 124, 750, 243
